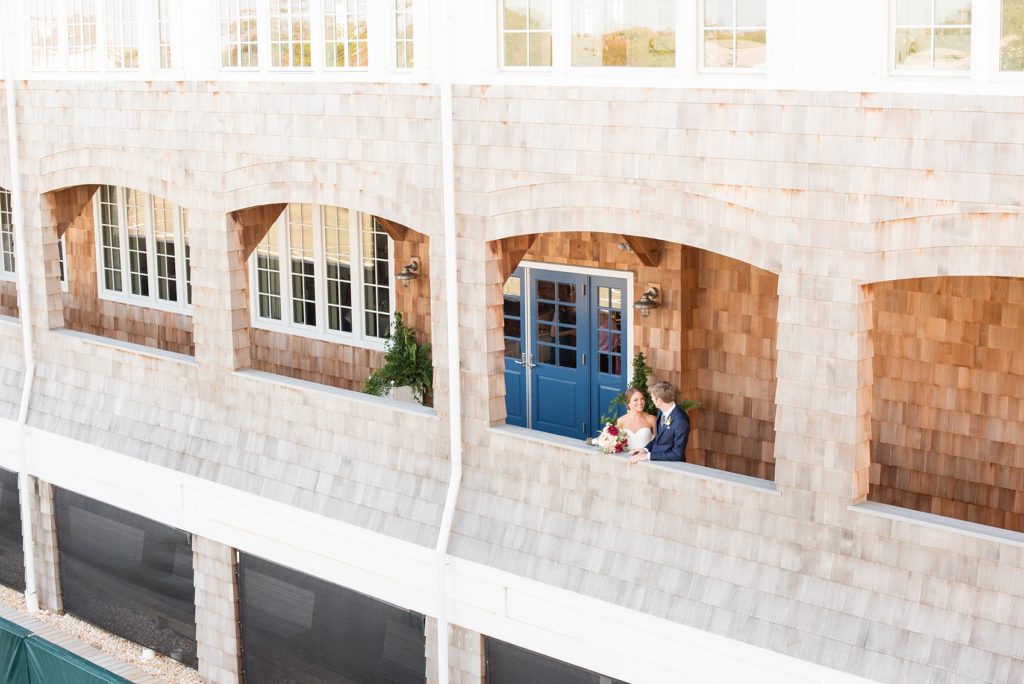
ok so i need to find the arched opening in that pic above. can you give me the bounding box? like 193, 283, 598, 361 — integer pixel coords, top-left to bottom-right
491, 231, 778, 480
869, 275, 1024, 531
233, 202, 433, 400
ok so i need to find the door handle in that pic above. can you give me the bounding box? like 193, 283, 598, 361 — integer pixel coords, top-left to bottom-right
513, 352, 537, 368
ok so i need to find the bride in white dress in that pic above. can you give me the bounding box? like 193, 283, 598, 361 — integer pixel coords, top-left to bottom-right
616, 388, 657, 451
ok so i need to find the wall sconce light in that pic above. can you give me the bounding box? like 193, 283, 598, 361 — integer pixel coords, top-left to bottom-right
396, 260, 420, 287
634, 287, 659, 318
616, 242, 634, 253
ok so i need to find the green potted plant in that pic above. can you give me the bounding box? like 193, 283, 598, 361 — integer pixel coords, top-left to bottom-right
600, 351, 698, 425
363, 312, 433, 405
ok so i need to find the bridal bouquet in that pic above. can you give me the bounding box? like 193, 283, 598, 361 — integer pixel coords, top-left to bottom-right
593, 423, 628, 454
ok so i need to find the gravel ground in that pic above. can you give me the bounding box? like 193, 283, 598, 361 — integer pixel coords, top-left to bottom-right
0, 585, 203, 684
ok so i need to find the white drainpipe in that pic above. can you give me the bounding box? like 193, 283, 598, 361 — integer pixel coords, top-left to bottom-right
3, 3, 40, 613
433, 0, 463, 681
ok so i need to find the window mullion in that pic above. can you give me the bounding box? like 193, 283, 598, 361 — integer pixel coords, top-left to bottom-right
312, 204, 327, 335
145, 194, 158, 303
118, 188, 131, 296
351, 209, 364, 339
280, 206, 295, 327
175, 206, 187, 310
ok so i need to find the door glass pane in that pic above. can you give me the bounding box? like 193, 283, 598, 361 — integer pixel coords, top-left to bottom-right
557, 282, 575, 302
537, 301, 555, 323
557, 326, 576, 346
558, 348, 576, 368
504, 298, 521, 317
557, 305, 576, 325
504, 317, 521, 339
537, 344, 554, 365
504, 339, 521, 359
536, 279, 555, 300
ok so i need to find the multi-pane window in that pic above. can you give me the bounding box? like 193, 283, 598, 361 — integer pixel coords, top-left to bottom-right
105, 0, 139, 68
67, 0, 99, 69
270, 0, 312, 67
0, 189, 14, 278
220, 0, 260, 67
502, 0, 552, 67
894, 0, 972, 70
250, 204, 393, 344
325, 0, 368, 68
702, 0, 766, 69
1002, 0, 1024, 71
95, 186, 191, 311
395, 0, 414, 69
570, 0, 675, 67
30, 0, 61, 69
157, 0, 172, 69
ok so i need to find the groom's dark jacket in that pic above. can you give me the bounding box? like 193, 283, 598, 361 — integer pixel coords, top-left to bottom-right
644, 406, 689, 462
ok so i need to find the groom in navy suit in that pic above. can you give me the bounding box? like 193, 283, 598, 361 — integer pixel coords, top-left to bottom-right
627, 381, 689, 463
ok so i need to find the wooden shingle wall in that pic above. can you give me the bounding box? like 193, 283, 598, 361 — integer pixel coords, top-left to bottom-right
60, 198, 194, 356
510, 232, 777, 479
688, 252, 778, 480
870, 276, 1024, 532
249, 328, 385, 392
0, 281, 17, 318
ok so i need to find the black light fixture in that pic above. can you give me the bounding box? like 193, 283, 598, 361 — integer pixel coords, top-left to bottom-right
634, 287, 659, 318
396, 260, 420, 287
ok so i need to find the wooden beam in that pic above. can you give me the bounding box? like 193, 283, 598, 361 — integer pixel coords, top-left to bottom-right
232, 203, 287, 259
53, 185, 100, 238
375, 217, 409, 242
621, 235, 662, 267
499, 234, 538, 282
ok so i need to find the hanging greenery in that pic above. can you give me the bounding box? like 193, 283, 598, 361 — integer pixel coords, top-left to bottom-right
363, 312, 433, 404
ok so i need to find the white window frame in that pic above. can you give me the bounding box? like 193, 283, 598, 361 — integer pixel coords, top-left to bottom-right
155, 0, 173, 69
27, 0, 155, 72
393, 0, 413, 70
269, 0, 313, 70
93, 186, 193, 314
219, 0, 261, 70
698, 0, 767, 73
999, 0, 1024, 73
0, 188, 15, 282
890, 0, 973, 75
248, 204, 395, 350
105, 0, 140, 69
498, 0, 554, 70
323, 0, 370, 70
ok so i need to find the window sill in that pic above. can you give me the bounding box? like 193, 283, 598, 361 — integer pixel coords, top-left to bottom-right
850, 501, 1024, 549
0, 314, 20, 327
250, 319, 388, 352
96, 291, 192, 317
52, 328, 197, 364
234, 368, 438, 417
488, 424, 779, 496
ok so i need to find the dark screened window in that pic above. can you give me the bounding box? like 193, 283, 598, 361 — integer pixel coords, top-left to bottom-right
237, 553, 426, 683
486, 637, 628, 684
54, 489, 197, 668
0, 468, 24, 591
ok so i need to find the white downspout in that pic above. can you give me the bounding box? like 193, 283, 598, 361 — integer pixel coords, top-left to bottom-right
433, 0, 462, 681
3, 2, 40, 613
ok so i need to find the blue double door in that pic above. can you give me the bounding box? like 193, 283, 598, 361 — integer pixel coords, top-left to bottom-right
503, 267, 628, 440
